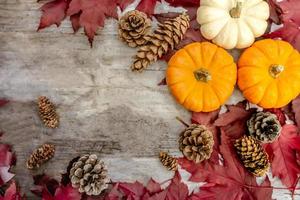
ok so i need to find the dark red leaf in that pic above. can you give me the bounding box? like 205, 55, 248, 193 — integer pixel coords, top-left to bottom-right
266, 108, 286, 125
0, 134, 15, 187
136, 0, 159, 16
0, 167, 14, 186
38, 0, 70, 30
165, 0, 199, 7
0, 100, 9, 107
70, 12, 81, 33
157, 78, 166, 86
292, 95, 300, 127
118, 181, 147, 198
264, 22, 300, 51
179, 131, 273, 200
104, 183, 121, 200
165, 171, 189, 200
277, 0, 300, 25
266, 0, 282, 24
66, 0, 118, 46
31, 174, 59, 196
146, 178, 161, 194
0, 181, 23, 200
116, 0, 135, 11
53, 184, 82, 200
265, 124, 300, 188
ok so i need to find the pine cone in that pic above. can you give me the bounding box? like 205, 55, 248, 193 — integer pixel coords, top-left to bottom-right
247, 111, 281, 143
26, 143, 55, 169
179, 124, 214, 163
234, 136, 270, 177
132, 13, 190, 72
119, 10, 151, 47
159, 151, 178, 171
69, 154, 109, 196
38, 96, 59, 128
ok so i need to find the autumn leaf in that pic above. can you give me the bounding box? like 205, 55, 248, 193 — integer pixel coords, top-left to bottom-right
292, 95, 300, 127
66, 0, 118, 46
277, 0, 300, 25
165, 171, 189, 200
179, 131, 273, 200
266, 108, 286, 125
264, 124, 300, 189
214, 105, 255, 139
38, 0, 70, 30
146, 178, 161, 194
116, 0, 135, 11
0, 100, 9, 107
264, 22, 300, 51
165, 0, 199, 7
157, 78, 166, 86
118, 181, 147, 198
0, 181, 23, 200
266, 0, 282, 24
136, 0, 159, 16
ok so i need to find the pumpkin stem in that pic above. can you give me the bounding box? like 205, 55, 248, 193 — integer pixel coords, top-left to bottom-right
194, 68, 212, 82
269, 64, 284, 78
230, 1, 243, 18
176, 116, 189, 127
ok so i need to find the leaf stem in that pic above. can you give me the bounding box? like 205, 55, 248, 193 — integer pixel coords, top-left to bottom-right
176, 116, 189, 127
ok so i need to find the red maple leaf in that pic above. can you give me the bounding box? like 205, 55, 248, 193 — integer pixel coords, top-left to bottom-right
116, 0, 135, 11
165, 171, 189, 200
266, 108, 286, 126
0, 181, 23, 200
37, 0, 70, 30
277, 0, 300, 25
66, 0, 118, 46
214, 105, 255, 139
179, 131, 273, 200
136, 0, 159, 16
292, 95, 300, 127
264, 124, 300, 189
146, 178, 161, 194
0, 100, 9, 107
266, 0, 282, 24
118, 181, 147, 198
264, 22, 300, 51
165, 0, 199, 7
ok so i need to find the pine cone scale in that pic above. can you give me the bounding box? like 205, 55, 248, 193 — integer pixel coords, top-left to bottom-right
26, 143, 55, 169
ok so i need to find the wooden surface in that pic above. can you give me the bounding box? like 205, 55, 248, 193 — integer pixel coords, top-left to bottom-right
0, 0, 297, 199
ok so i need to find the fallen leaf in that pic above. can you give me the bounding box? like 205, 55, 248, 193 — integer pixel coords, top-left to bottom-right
67, 0, 118, 45
277, 0, 300, 25
146, 178, 161, 194
136, 0, 159, 16
266, 0, 282, 24
179, 131, 273, 200
118, 181, 147, 198
31, 174, 60, 197
104, 183, 121, 200
264, 22, 300, 51
53, 184, 82, 200
0, 167, 14, 186
266, 108, 286, 125
0, 100, 9, 107
165, 0, 199, 7
165, 171, 189, 200
157, 78, 166, 86
38, 0, 70, 30
265, 124, 300, 189
0, 181, 23, 200
292, 95, 300, 127
116, 0, 135, 11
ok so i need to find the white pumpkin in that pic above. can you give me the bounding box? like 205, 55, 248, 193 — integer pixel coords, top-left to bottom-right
197, 0, 270, 49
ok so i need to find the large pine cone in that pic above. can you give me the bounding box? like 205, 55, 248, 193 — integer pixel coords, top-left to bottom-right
38, 96, 59, 128
179, 124, 214, 163
69, 154, 109, 196
26, 143, 55, 169
234, 136, 270, 177
132, 13, 190, 72
119, 10, 151, 47
247, 111, 281, 143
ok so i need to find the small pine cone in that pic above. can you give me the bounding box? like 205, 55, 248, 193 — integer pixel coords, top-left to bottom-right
159, 151, 178, 171
179, 124, 214, 163
247, 111, 281, 143
38, 96, 59, 128
132, 13, 190, 72
234, 136, 270, 177
69, 154, 109, 196
26, 143, 55, 169
119, 10, 151, 47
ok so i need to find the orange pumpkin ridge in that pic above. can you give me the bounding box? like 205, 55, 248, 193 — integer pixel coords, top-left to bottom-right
166, 42, 237, 112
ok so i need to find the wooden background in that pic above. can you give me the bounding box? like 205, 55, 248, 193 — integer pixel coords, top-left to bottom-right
0, 0, 297, 199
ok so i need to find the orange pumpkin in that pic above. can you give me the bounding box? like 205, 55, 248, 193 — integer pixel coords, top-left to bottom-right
166, 42, 237, 112
238, 39, 300, 108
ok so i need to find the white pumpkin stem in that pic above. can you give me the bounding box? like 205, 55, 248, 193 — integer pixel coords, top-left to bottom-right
269, 64, 284, 78
230, 1, 243, 18
194, 68, 212, 82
